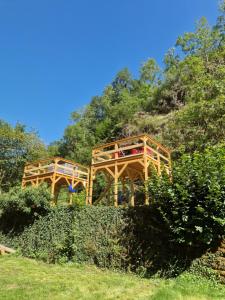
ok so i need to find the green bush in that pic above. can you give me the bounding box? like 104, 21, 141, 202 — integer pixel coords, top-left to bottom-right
148, 144, 225, 246
19, 207, 74, 263
0, 184, 51, 233
16, 206, 127, 268
72, 206, 127, 269
10, 205, 184, 276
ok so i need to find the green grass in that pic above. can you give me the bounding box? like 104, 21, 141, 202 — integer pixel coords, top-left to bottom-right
0, 255, 224, 300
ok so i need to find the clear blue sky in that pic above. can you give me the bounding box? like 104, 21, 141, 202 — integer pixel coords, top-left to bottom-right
0, 0, 219, 144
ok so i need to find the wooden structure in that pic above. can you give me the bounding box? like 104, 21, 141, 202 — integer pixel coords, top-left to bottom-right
0, 244, 16, 255
22, 157, 89, 204
88, 134, 171, 207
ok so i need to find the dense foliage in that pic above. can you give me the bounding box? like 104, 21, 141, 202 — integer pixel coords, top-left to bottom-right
0, 120, 47, 192
5, 204, 211, 277
0, 184, 51, 233
148, 144, 225, 246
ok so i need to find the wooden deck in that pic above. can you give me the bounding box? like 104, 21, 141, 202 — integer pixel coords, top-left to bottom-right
88, 134, 171, 207
22, 157, 89, 204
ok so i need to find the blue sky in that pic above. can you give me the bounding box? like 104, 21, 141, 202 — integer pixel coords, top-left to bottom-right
0, 0, 219, 144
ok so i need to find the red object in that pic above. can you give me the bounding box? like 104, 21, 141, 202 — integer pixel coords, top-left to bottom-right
131, 149, 139, 155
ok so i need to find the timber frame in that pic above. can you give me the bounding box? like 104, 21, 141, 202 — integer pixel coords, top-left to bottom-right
22, 157, 89, 204
88, 134, 171, 207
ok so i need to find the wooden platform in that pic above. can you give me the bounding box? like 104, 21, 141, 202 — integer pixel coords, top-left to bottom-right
22, 157, 89, 204
88, 134, 171, 207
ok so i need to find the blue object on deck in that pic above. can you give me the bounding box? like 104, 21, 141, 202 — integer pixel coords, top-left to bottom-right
68, 185, 77, 193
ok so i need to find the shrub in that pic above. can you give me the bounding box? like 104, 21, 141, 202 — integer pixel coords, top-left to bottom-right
148, 144, 225, 246
15, 206, 127, 268
0, 184, 51, 233
19, 207, 74, 263
72, 206, 127, 269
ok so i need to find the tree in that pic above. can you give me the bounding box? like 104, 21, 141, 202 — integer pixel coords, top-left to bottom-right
162, 96, 225, 154
148, 144, 225, 246
140, 58, 161, 85
0, 120, 47, 191
176, 17, 220, 60
214, 0, 225, 47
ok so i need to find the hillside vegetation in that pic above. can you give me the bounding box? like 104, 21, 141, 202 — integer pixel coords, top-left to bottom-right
0, 2, 225, 297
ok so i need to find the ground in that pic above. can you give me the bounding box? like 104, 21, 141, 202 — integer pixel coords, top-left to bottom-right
0, 255, 224, 300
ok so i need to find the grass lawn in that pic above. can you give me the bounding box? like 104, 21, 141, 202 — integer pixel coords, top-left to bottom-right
0, 255, 224, 300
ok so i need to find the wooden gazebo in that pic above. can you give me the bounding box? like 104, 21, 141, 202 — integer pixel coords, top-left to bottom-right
88, 134, 171, 207
22, 157, 89, 204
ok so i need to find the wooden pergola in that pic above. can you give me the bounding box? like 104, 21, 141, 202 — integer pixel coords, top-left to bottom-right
88, 134, 171, 207
22, 157, 89, 204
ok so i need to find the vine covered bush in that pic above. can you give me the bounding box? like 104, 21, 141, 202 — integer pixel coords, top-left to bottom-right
72, 206, 127, 269
19, 207, 74, 263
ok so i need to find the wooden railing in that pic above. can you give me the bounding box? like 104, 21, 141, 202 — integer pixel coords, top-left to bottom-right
92, 134, 171, 168
23, 157, 89, 181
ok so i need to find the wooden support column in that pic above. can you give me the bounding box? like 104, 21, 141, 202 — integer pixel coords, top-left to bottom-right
51, 159, 57, 204
143, 138, 149, 205
88, 167, 94, 205
51, 177, 56, 202
114, 143, 119, 207
114, 165, 118, 207
85, 175, 90, 206
130, 179, 135, 207
157, 146, 161, 175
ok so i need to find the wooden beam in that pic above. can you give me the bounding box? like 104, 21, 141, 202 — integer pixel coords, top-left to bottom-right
0, 244, 16, 255
130, 179, 135, 207
105, 167, 115, 178
143, 138, 149, 205
114, 163, 118, 207
118, 163, 128, 178
88, 167, 94, 205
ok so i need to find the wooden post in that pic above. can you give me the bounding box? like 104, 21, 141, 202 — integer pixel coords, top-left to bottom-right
51, 159, 57, 204
88, 167, 94, 205
85, 178, 89, 205
130, 179, 135, 207
51, 178, 55, 201
143, 138, 149, 205
157, 146, 161, 175
114, 164, 118, 207
115, 143, 118, 159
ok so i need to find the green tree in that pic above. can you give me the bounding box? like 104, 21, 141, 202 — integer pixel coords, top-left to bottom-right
148, 144, 225, 246
0, 120, 47, 191
162, 96, 225, 154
